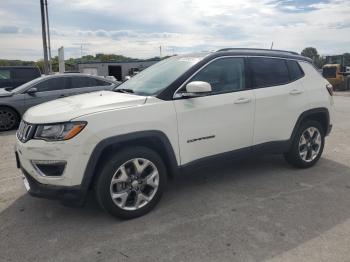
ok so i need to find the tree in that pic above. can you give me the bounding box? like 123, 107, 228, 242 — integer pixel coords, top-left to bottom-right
301, 47, 325, 68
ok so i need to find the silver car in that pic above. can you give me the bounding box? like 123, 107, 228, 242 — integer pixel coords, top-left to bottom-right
0, 73, 119, 131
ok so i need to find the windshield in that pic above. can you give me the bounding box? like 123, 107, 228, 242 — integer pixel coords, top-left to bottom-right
115, 56, 203, 96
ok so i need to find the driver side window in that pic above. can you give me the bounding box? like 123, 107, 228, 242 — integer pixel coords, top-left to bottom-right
190, 57, 245, 94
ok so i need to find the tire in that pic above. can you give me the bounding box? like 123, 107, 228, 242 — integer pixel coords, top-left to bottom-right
284, 120, 325, 168
0, 106, 19, 132
95, 146, 167, 219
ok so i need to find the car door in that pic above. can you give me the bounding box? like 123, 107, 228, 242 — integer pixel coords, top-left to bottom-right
173, 57, 255, 165
24, 76, 70, 110
250, 57, 308, 145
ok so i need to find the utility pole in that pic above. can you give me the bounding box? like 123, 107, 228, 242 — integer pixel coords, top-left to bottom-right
159, 46, 162, 59
40, 0, 49, 74
44, 0, 52, 73
270, 41, 274, 50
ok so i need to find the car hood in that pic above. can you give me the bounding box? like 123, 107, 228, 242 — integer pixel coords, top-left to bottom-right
0, 88, 13, 97
23, 91, 147, 124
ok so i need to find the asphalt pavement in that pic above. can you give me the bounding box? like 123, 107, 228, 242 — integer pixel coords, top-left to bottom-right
0, 94, 350, 262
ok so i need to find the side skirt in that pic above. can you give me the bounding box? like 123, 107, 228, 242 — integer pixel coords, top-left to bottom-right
180, 140, 290, 174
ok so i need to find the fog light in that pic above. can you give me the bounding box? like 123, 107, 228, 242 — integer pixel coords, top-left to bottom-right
31, 160, 66, 177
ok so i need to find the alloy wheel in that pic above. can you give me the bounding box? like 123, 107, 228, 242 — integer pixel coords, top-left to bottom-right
298, 127, 322, 163
109, 158, 159, 211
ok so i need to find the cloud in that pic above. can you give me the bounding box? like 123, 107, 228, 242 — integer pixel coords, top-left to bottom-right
0, 26, 19, 34
0, 0, 349, 60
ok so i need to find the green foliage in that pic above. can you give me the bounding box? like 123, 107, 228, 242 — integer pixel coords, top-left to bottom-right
301, 47, 326, 69
301, 47, 319, 59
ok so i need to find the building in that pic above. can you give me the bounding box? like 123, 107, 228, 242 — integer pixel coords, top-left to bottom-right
77, 60, 159, 81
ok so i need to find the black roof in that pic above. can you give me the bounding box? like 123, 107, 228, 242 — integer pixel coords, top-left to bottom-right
214, 48, 312, 62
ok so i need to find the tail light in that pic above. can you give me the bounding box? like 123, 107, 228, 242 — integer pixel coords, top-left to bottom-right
326, 83, 333, 96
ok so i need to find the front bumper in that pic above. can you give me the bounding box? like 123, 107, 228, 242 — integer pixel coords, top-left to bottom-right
20, 166, 86, 206
15, 128, 100, 206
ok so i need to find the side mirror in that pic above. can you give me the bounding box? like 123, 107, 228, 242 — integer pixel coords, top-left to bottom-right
182, 81, 212, 97
27, 87, 38, 95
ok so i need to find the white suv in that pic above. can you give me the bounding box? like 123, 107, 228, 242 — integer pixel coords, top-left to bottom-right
15, 49, 334, 219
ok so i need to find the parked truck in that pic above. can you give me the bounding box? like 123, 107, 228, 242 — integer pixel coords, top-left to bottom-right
322, 55, 350, 90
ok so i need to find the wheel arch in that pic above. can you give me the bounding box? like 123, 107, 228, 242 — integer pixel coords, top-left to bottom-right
80, 130, 179, 192
291, 108, 330, 142
0, 104, 21, 118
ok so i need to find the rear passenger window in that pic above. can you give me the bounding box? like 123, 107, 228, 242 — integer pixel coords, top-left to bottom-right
287, 60, 304, 80
95, 78, 112, 86
250, 58, 290, 88
71, 77, 99, 89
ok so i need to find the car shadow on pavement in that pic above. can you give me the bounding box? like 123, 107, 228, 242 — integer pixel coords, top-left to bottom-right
1, 155, 350, 261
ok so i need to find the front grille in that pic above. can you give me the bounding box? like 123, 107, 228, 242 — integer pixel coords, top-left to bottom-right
17, 121, 36, 143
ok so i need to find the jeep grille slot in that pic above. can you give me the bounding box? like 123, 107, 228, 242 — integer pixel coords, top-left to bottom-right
17, 121, 36, 143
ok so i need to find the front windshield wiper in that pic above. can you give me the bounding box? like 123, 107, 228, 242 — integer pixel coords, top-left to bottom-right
114, 88, 134, 94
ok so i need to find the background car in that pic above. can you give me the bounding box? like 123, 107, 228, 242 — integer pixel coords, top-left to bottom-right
0, 73, 120, 131
0, 66, 41, 90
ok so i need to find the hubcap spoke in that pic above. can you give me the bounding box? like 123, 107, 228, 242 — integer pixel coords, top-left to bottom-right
145, 171, 159, 188
135, 193, 150, 209
111, 165, 129, 184
112, 191, 129, 208
132, 159, 150, 175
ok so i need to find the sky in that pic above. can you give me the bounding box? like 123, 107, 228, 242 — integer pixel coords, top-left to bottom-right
0, 0, 349, 60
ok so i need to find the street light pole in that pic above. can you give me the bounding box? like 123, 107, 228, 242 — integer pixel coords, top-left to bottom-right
45, 0, 52, 73
40, 0, 49, 74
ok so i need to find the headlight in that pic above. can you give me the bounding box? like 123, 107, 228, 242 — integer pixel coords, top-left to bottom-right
34, 122, 87, 141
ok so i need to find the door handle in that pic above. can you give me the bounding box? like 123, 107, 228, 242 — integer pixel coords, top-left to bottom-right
289, 89, 303, 95
234, 97, 251, 104
59, 94, 67, 98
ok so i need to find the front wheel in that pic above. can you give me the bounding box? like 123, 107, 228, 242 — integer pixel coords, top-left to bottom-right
0, 107, 19, 131
95, 146, 167, 219
284, 120, 325, 168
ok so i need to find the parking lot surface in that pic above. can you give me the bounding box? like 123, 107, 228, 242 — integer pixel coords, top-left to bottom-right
1, 95, 350, 262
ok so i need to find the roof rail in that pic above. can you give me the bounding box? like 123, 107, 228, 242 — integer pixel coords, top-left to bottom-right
216, 48, 300, 56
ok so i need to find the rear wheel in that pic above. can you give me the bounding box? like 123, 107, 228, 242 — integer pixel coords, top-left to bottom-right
0, 107, 19, 131
95, 146, 167, 219
284, 120, 325, 168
